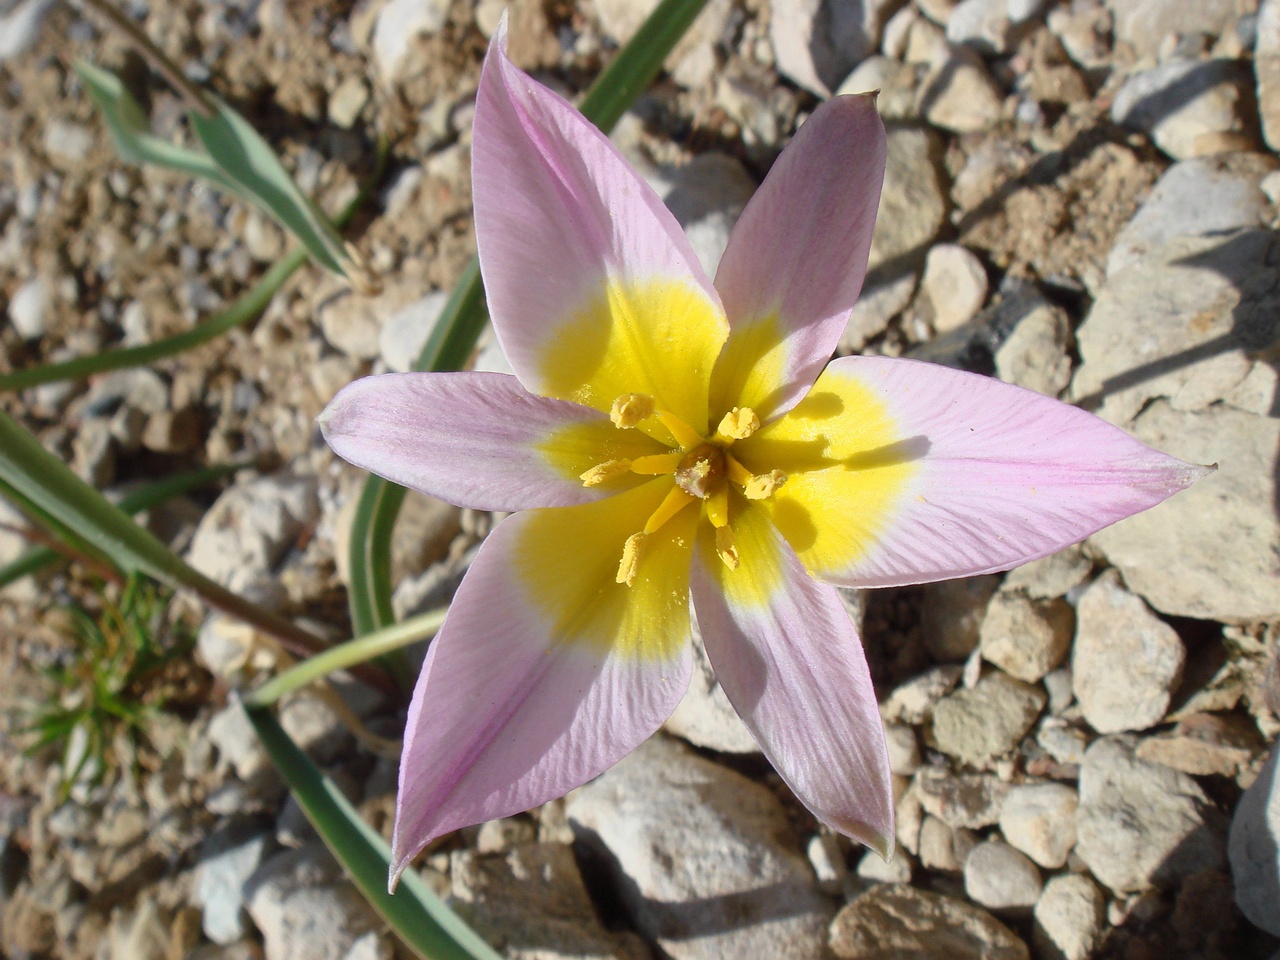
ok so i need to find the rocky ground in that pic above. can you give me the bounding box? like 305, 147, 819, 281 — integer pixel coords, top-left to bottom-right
1, 0, 1279, 957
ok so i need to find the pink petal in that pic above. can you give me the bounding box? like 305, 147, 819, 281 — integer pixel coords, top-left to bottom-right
749, 356, 1211, 587
710, 95, 887, 422
391, 483, 697, 879
473, 20, 726, 421
321, 371, 662, 511
689, 505, 894, 855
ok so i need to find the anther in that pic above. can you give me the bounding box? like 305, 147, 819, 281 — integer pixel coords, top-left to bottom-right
715, 526, 740, 570
610, 393, 655, 428
744, 469, 788, 500
580, 459, 632, 486
715, 407, 760, 442
616, 532, 646, 585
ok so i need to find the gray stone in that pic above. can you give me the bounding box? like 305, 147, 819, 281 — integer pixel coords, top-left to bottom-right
856, 846, 914, 883
919, 50, 1005, 134
328, 76, 369, 129
1258, 0, 1280, 151
920, 575, 1000, 663
1032, 873, 1106, 960
450, 842, 646, 959
918, 815, 978, 873
998, 783, 1078, 868
868, 125, 948, 278
980, 591, 1074, 683
85, 368, 170, 417
1111, 59, 1256, 160
963, 840, 1043, 911
914, 766, 1010, 829
1136, 712, 1260, 777
915, 244, 988, 333
43, 120, 93, 163
71, 417, 116, 488
193, 817, 276, 945
0, 0, 53, 62
567, 737, 831, 960
884, 723, 922, 776
829, 884, 1029, 960
651, 152, 757, 277
840, 271, 917, 351
836, 56, 921, 120
1075, 735, 1225, 894
1228, 744, 1280, 935
187, 473, 319, 593
1105, 0, 1252, 59
993, 301, 1074, 397
379, 291, 448, 372
1001, 546, 1092, 601
372, 0, 450, 80
665, 615, 759, 754
8, 277, 47, 339
245, 843, 384, 960
881, 666, 963, 725
107, 900, 169, 960
597, 0, 732, 89
1072, 570, 1185, 733
1108, 154, 1277, 276
770, 0, 907, 96
946, 0, 1048, 54
932, 672, 1046, 765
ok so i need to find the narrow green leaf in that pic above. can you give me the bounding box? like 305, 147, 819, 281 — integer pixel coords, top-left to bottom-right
345, 0, 710, 634
244, 706, 503, 960
0, 462, 242, 591
190, 99, 352, 276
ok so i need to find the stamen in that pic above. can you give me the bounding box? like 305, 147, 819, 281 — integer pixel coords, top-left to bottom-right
644, 486, 696, 533
725, 452, 755, 488
611, 393, 655, 428
744, 469, 788, 500
630, 452, 684, 475
580, 459, 632, 486
706, 486, 730, 528
616, 532, 646, 585
714, 407, 760, 442
655, 410, 704, 450
715, 525, 740, 570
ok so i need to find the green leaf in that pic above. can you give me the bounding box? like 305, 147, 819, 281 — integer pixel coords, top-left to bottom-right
345, 0, 711, 635
189, 98, 351, 276
245, 705, 503, 960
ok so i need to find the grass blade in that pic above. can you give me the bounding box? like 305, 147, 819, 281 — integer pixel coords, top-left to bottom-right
345, 0, 710, 634
244, 705, 503, 960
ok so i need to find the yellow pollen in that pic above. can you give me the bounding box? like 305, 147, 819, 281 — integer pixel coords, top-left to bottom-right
610, 393, 655, 428
744, 469, 788, 500
616, 532, 646, 585
580, 459, 632, 486
715, 525, 740, 570
715, 407, 760, 442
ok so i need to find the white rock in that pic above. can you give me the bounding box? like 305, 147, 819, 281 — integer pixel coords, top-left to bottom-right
881, 665, 963, 725
840, 271, 917, 351
1228, 744, 1280, 935
947, 0, 1048, 55
8, 277, 47, 339
0, 0, 53, 62
916, 244, 988, 333
567, 737, 832, 960
372, 0, 450, 81
1108, 154, 1277, 276
884, 723, 922, 776
964, 840, 1043, 911
770, 0, 906, 96
43, 120, 92, 163
1075, 735, 1225, 894
914, 767, 1010, 829
650, 152, 757, 277
836, 56, 921, 120
327, 76, 369, 129
1001, 546, 1092, 601
1111, 59, 1255, 160
868, 126, 949, 275
1105, 0, 1248, 59
1257, 0, 1280, 151
378, 291, 448, 372
856, 847, 913, 883
1032, 873, 1106, 960
993, 301, 1074, 397
980, 591, 1074, 684
998, 783, 1078, 868
596, 0, 733, 89
931, 672, 1046, 765
919, 50, 1005, 134
830, 884, 1029, 959
1072, 570, 1184, 734
918, 815, 978, 873
664, 612, 758, 754
194, 818, 276, 944
1037, 719, 1090, 765
107, 900, 169, 960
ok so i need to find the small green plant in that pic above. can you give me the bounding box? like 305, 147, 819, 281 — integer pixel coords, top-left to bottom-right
24, 574, 196, 792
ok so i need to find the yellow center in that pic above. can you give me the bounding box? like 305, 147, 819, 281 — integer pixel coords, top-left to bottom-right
577, 395, 790, 585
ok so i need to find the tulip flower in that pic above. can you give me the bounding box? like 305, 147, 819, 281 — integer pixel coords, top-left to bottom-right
321, 22, 1207, 883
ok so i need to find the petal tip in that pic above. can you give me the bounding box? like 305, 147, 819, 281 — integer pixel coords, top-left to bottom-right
834, 814, 896, 863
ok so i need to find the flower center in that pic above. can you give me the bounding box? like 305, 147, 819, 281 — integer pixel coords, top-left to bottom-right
579, 394, 789, 585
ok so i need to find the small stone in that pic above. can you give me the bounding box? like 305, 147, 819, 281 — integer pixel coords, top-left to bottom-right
1136, 712, 1261, 777
881, 665, 963, 725
1107, 0, 1250, 59
43, 120, 93, 163
769, 0, 902, 95
918, 815, 978, 873
919, 50, 1005, 134
372, 0, 449, 80
1228, 743, 1280, 934
651, 152, 757, 276
868, 125, 949, 277
327, 76, 368, 129
378, 291, 448, 372
1072, 570, 1185, 734
964, 840, 1043, 911
1036, 719, 1090, 765
856, 847, 914, 883
0, 0, 54, 63
1033, 873, 1106, 960
884, 723, 922, 776
840, 271, 917, 351
999, 783, 1078, 868
142, 408, 202, 454
1075, 735, 1225, 894
932, 672, 1047, 765
915, 244, 988, 333
830, 884, 1029, 960
71, 418, 117, 488
1001, 546, 1092, 601
1258, 0, 1280, 151
107, 900, 170, 960
473, 817, 536, 854
244, 211, 285, 262
1111, 59, 1255, 160
665, 614, 759, 753
8, 277, 47, 339
920, 575, 1000, 663
946, 0, 1047, 54
993, 302, 1074, 397
807, 834, 848, 893
980, 590, 1074, 683
836, 56, 921, 120
914, 766, 1011, 829
193, 817, 276, 945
